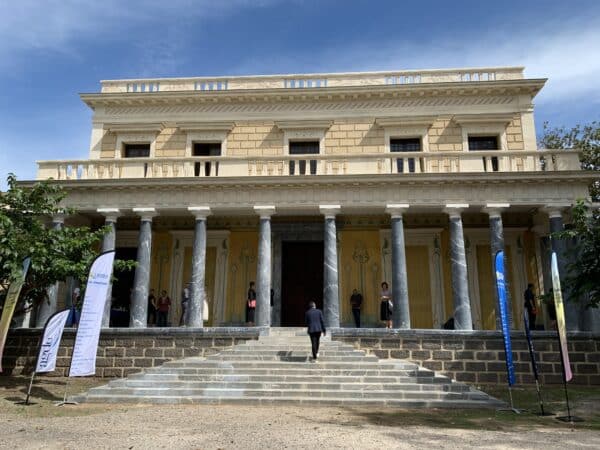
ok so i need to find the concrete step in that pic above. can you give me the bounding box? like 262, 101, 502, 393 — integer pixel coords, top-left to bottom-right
159, 360, 411, 370
105, 380, 470, 393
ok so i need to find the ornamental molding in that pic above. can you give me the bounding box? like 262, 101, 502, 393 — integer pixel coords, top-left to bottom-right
105, 122, 164, 133
452, 113, 514, 125
375, 116, 437, 128
176, 121, 235, 132
275, 120, 333, 130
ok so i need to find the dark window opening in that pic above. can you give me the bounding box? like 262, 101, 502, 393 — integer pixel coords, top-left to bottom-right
124, 143, 150, 158
193, 142, 222, 176
390, 138, 421, 173
468, 135, 499, 171
289, 141, 319, 175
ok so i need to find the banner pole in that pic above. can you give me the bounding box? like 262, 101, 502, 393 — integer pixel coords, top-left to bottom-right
556, 334, 581, 422
24, 371, 36, 405
523, 311, 552, 416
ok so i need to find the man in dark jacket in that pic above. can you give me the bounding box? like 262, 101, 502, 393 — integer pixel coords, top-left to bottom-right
305, 301, 326, 361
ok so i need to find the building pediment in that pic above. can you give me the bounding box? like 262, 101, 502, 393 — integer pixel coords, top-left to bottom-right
375, 116, 437, 128
452, 113, 514, 125
275, 120, 333, 131
104, 122, 165, 133
176, 121, 235, 132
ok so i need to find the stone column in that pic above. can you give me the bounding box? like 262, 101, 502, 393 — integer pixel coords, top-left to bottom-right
187, 207, 211, 328
385, 204, 410, 329
130, 208, 157, 328
545, 206, 579, 330
444, 204, 473, 330
36, 212, 67, 327
98, 208, 120, 328
320, 205, 341, 329
483, 203, 511, 330
254, 206, 275, 327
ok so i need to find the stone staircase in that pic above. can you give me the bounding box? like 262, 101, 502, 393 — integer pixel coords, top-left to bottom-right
73, 328, 503, 408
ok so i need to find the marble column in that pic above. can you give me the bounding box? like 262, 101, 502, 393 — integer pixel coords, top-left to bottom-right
36, 212, 67, 327
386, 204, 410, 329
483, 203, 511, 330
444, 204, 473, 330
546, 206, 579, 330
130, 208, 157, 328
254, 206, 275, 327
98, 208, 120, 328
187, 207, 211, 328
320, 205, 341, 329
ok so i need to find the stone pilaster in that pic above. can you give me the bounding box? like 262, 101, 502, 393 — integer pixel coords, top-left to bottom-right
98, 208, 120, 328
130, 208, 157, 328
320, 205, 341, 329
444, 204, 473, 330
385, 204, 410, 329
254, 206, 275, 327
187, 207, 211, 328
483, 203, 511, 330
36, 212, 67, 327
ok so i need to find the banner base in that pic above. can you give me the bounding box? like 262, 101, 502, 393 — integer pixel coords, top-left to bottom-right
496, 406, 524, 414
556, 415, 584, 423
54, 400, 78, 407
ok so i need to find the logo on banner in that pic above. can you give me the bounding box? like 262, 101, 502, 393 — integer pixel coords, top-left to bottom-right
495, 251, 516, 387
36, 309, 71, 373
69, 251, 115, 377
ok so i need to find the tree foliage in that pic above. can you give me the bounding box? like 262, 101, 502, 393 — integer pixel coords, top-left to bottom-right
539, 121, 600, 201
0, 174, 134, 317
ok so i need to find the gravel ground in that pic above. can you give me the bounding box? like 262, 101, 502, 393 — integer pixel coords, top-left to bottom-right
1, 403, 599, 450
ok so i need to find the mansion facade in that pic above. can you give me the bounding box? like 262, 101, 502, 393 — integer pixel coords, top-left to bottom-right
32, 67, 595, 332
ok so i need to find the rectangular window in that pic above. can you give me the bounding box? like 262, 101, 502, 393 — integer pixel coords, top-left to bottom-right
390, 138, 421, 173
468, 135, 499, 171
123, 143, 150, 158
289, 141, 319, 175
193, 142, 221, 176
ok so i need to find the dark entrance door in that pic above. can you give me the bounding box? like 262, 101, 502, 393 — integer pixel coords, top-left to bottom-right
281, 241, 324, 326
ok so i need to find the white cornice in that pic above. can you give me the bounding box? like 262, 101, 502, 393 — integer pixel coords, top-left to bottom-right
176, 121, 235, 132
452, 113, 514, 125
105, 122, 164, 133
375, 116, 437, 128
275, 120, 333, 130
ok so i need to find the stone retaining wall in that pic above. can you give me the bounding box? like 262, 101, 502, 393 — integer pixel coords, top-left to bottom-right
1, 328, 261, 378
331, 329, 600, 386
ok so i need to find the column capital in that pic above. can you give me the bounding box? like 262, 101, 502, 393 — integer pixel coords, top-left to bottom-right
443, 203, 469, 219
319, 204, 341, 219
482, 203, 510, 219
254, 205, 276, 219
542, 204, 569, 219
385, 203, 410, 218
97, 208, 121, 223
133, 207, 158, 222
188, 206, 211, 220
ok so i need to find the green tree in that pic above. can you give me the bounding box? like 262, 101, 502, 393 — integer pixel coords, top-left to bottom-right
539, 121, 599, 201
0, 174, 134, 319
540, 121, 600, 308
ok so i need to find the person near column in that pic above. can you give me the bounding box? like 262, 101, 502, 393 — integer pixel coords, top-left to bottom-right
179, 284, 190, 326
350, 289, 363, 328
156, 290, 171, 327
379, 282, 393, 329
147, 288, 157, 326
246, 281, 256, 326
523, 283, 537, 330
305, 301, 326, 361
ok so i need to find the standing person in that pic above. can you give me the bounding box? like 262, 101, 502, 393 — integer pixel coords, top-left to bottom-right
379, 282, 393, 329
305, 301, 326, 361
246, 281, 256, 326
546, 288, 557, 330
147, 288, 157, 326
179, 284, 190, 326
156, 290, 171, 327
350, 289, 363, 328
524, 283, 537, 330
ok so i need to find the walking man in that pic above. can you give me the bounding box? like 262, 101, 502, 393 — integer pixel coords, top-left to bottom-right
305, 301, 326, 361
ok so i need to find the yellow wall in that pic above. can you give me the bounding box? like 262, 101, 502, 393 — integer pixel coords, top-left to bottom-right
406, 246, 433, 328
339, 230, 383, 325
224, 231, 259, 323
149, 232, 173, 296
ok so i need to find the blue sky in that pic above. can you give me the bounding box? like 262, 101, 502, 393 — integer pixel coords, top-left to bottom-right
1, 0, 599, 188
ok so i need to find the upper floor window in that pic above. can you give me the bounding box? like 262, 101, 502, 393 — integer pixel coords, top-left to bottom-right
194, 81, 228, 91
289, 141, 319, 175
385, 75, 421, 85
468, 135, 498, 151
468, 135, 499, 171
123, 143, 150, 158
193, 142, 221, 177
126, 82, 160, 93
390, 138, 421, 173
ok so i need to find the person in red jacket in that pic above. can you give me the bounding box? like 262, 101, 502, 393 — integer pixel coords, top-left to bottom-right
156, 290, 171, 327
